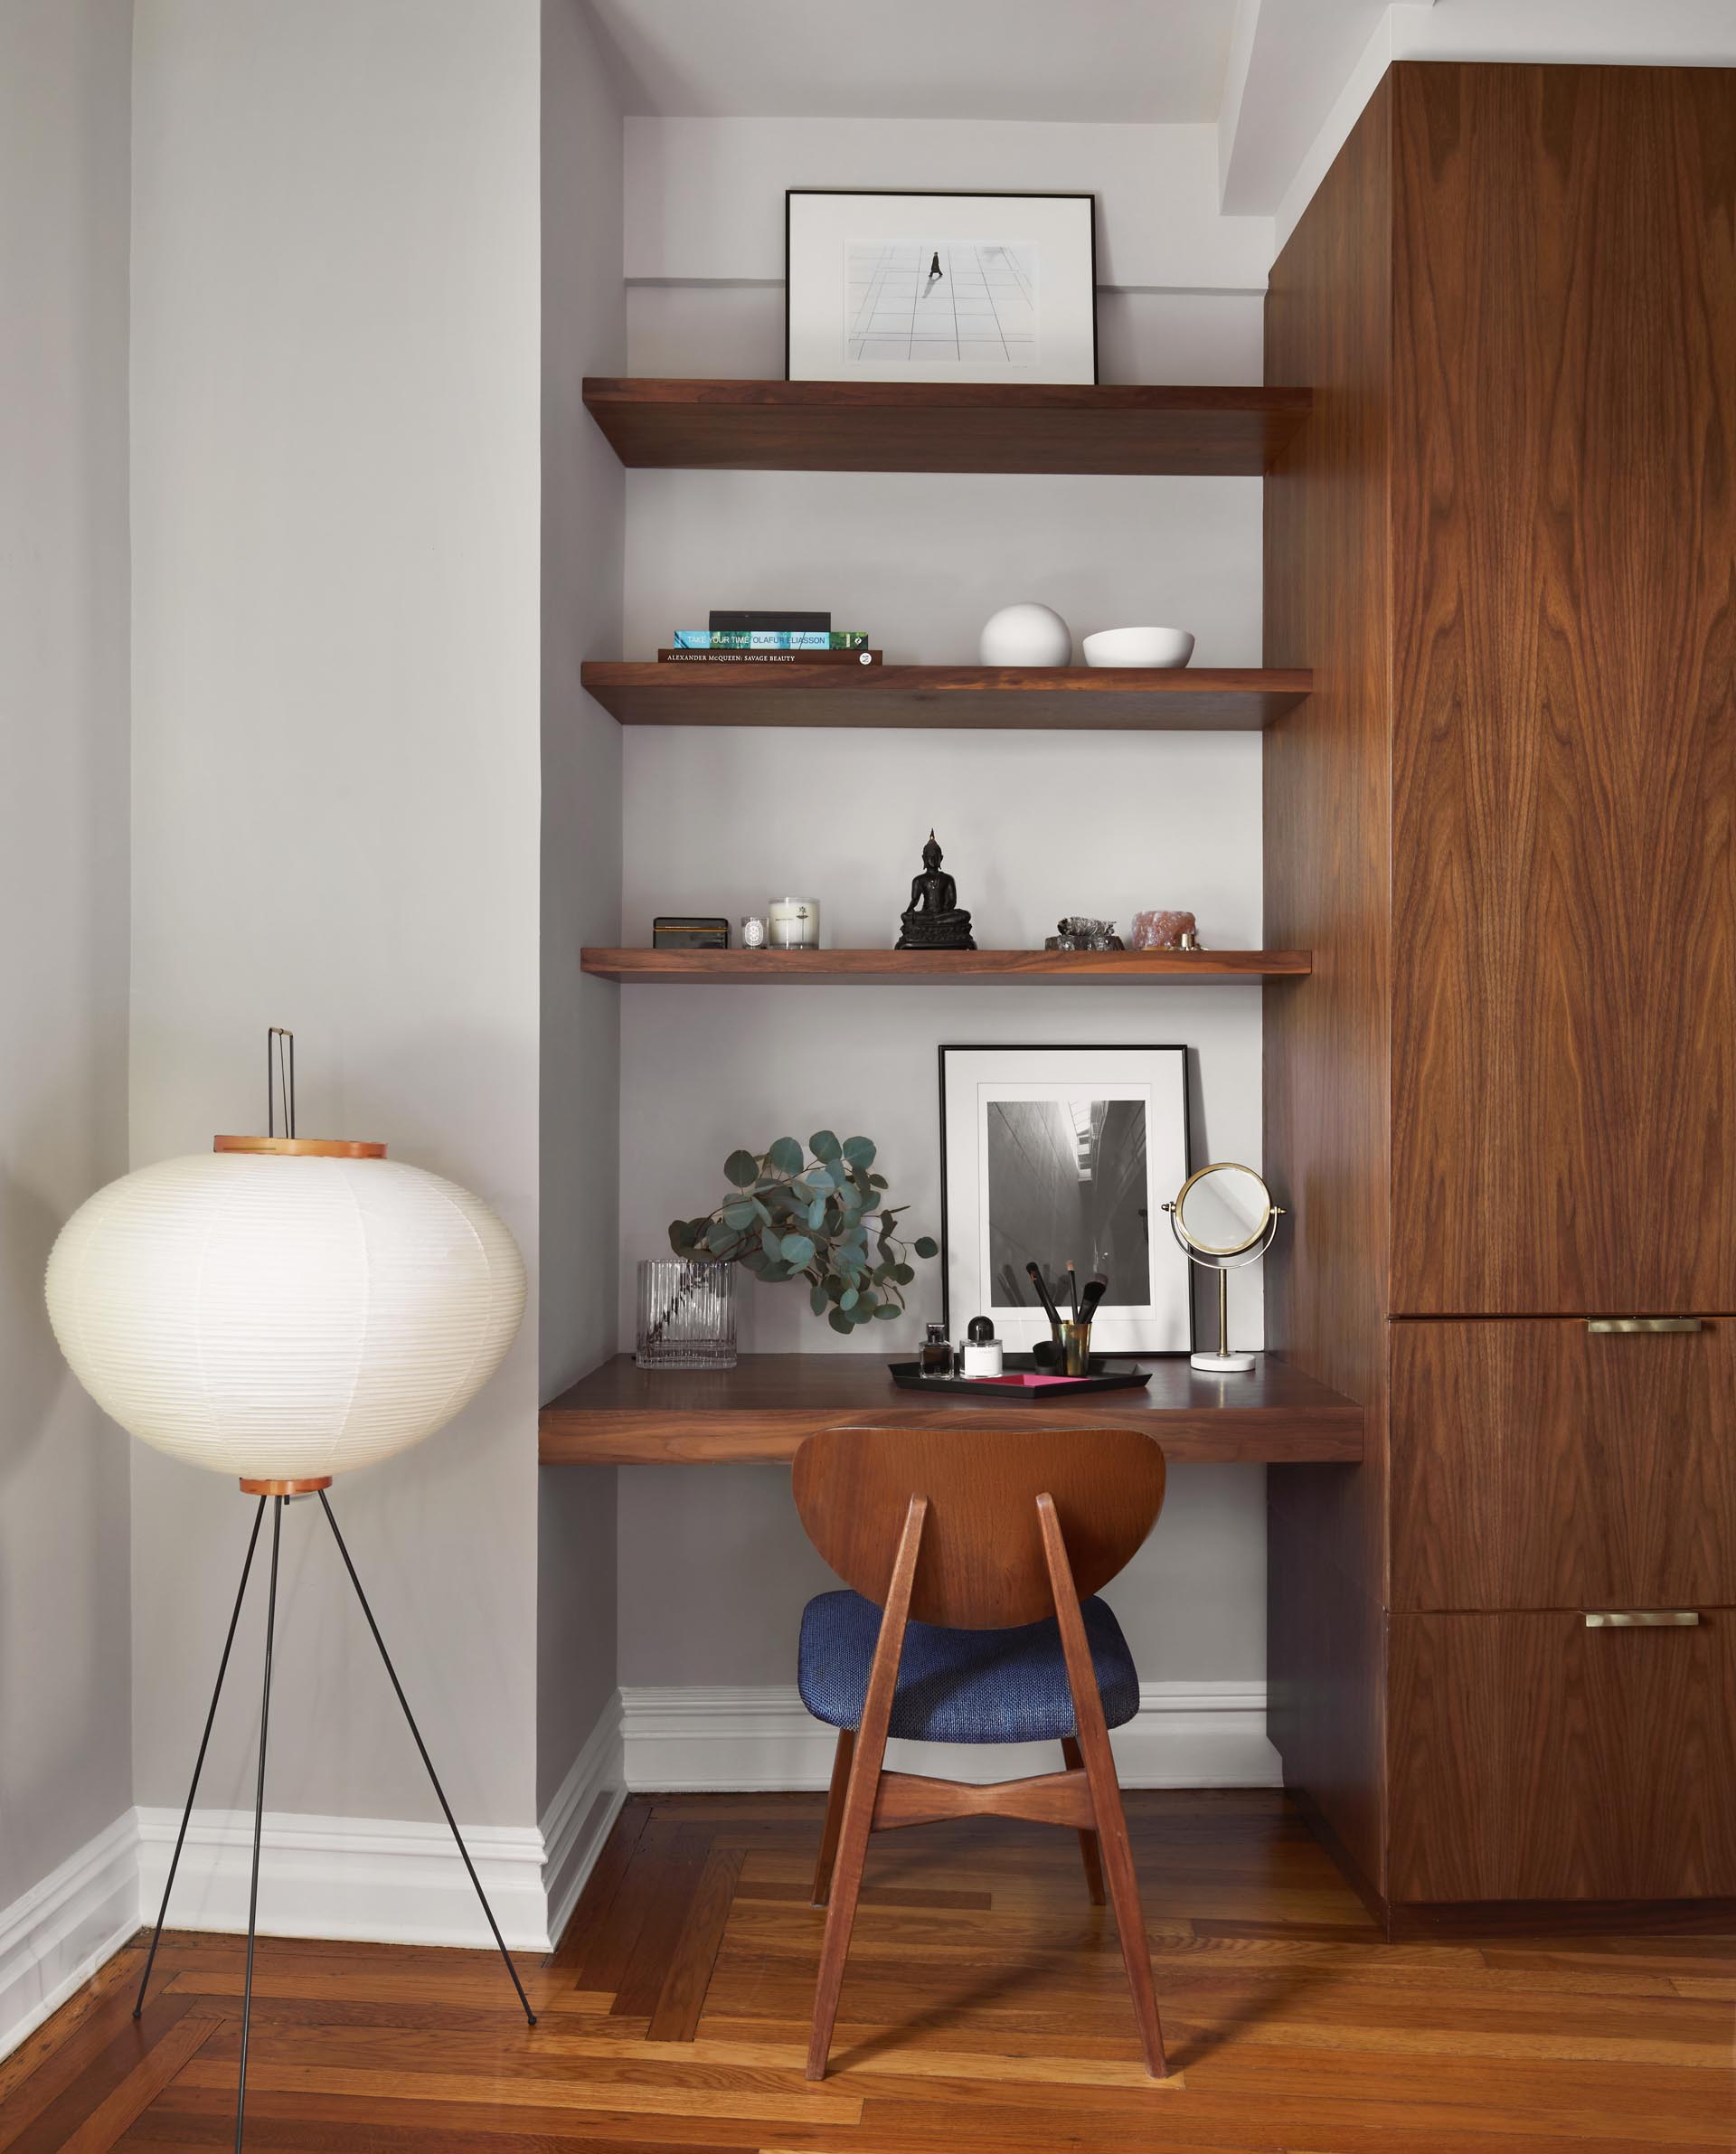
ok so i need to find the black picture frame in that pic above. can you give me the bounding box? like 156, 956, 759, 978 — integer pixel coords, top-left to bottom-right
785, 188, 1099, 384
938, 1043, 1194, 1358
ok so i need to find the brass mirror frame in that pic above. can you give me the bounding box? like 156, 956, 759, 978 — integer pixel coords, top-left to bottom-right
1167, 1160, 1276, 1259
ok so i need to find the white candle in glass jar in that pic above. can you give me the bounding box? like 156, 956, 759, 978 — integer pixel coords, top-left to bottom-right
768, 897, 821, 949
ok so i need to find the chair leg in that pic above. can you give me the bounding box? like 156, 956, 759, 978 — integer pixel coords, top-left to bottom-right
807, 1494, 925, 2083
1038, 1495, 1167, 2080
1061, 1736, 1106, 1905
812, 1728, 855, 1906
1076, 1728, 1167, 2076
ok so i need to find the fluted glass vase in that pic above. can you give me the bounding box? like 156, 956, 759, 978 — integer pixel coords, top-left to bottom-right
635, 1259, 737, 1370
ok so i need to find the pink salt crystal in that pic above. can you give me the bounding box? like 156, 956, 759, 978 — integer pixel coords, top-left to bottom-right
1132, 909, 1197, 950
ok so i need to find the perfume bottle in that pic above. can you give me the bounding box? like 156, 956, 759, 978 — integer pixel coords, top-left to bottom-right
961, 1315, 1003, 1377
920, 1321, 952, 1375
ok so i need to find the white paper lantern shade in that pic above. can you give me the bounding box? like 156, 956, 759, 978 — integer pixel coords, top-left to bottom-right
45, 1137, 525, 1485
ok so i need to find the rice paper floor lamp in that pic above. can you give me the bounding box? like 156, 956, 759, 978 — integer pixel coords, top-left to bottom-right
44, 1039, 533, 2150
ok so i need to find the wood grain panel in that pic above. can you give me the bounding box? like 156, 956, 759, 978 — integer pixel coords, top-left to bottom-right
580, 662, 1311, 731
1391, 1318, 1736, 1610
1388, 63, 1736, 1313
1262, 73, 1396, 1899
1389, 1609, 1736, 1904
581, 377, 1312, 476
538, 1353, 1365, 1466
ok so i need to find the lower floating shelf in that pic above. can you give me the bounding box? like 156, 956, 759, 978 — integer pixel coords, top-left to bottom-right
580, 948, 1310, 985
539, 1353, 1364, 1466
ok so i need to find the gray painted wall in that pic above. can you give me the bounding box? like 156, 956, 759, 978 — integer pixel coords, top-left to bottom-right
537, 0, 626, 1818
128, 0, 547, 1831
608, 138, 1271, 1696
0, 0, 135, 1915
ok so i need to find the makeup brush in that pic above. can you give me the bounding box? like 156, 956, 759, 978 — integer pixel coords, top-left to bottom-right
1024, 1260, 1062, 1327
1080, 1274, 1109, 1319
1066, 1261, 1080, 1322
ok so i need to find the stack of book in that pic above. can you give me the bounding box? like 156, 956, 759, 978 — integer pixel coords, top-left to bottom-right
656, 610, 881, 666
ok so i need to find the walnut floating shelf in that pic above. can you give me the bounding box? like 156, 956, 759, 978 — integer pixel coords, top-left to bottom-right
581, 377, 1312, 477
580, 663, 1310, 731
580, 948, 1310, 985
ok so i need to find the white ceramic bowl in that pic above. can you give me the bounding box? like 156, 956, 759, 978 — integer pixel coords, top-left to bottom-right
1082, 626, 1195, 669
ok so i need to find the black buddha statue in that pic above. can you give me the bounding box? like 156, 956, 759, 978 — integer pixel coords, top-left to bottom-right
897, 832, 976, 950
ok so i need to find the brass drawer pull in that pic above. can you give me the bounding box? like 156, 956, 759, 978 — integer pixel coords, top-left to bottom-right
1585, 1317, 1703, 1334
1584, 1610, 1701, 1628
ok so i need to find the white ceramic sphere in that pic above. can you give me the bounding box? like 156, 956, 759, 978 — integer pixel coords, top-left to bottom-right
44, 1151, 525, 1480
1081, 626, 1196, 668
978, 602, 1072, 666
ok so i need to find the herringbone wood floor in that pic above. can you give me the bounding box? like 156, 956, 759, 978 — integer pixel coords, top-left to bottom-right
3, 1790, 1732, 2150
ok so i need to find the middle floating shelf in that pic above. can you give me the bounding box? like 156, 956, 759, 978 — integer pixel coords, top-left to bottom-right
580, 949, 1311, 985
580, 662, 1310, 732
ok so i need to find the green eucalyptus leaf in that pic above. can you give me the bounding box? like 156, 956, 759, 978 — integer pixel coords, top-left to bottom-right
748, 1196, 772, 1225
843, 1136, 876, 1168
828, 1308, 853, 1335
810, 1281, 829, 1316
873, 1302, 901, 1319
893, 1262, 915, 1284
807, 1196, 826, 1232
810, 1129, 842, 1162
913, 1235, 939, 1260
721, 1201, 757, 1229
868, 1172, 889, 1189
839, 1285, 858, 1310
760, 1224, 783, 1260
767, 1135, 804, 1176
780, 1233, 816, 1268
724, 1148, 760, 1188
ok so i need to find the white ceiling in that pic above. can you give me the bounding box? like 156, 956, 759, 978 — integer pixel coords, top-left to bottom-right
582, 0, 1241, 122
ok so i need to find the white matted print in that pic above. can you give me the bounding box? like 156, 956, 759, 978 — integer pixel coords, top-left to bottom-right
787, 191, 1096, 384
939, 1045, 1192, 1356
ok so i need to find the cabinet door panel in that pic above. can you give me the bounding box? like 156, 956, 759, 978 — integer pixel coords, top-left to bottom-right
1391, 1319, 1736, 1610
1387, 64, 1736, 1313
1390, 1609, 1736, 1904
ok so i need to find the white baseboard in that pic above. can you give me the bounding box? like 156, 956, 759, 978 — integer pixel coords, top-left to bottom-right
134, 1805, 552, 1954
619, 1681, 1279, 1792
540, 1690, 627, 1950
0, 1691, 628, 2062
132, 1691, 628, 1960
0, 1812, 140, 2064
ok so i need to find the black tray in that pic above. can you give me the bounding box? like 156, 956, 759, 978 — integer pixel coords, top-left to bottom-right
888, 1359, 1152, 1400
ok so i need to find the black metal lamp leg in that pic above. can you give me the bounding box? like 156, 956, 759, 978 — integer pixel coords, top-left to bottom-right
316, 1491, 536, 2026
135, 1495, 269, 2019
234, 1495, 285, 2154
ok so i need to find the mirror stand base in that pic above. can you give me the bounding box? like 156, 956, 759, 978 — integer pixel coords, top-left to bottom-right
1191, 1350, 1256, 1375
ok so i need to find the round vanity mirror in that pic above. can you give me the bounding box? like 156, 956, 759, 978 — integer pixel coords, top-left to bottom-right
1172, 1161, 1274, 1259
1162, 1163, 1285, 1376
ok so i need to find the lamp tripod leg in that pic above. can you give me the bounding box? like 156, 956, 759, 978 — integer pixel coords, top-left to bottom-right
234, 1495, 285, 2154
135, 1496, 269, 2019
316, 1491, 537, 2026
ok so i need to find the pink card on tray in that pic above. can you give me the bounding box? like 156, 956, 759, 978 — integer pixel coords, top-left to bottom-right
976, 1372, 1088, 1388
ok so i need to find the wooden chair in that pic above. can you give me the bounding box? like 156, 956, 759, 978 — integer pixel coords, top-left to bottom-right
790, 1420, 1169, 2081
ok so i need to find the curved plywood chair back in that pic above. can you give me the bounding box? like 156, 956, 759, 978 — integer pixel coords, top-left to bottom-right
791, 1422, 1166, 1629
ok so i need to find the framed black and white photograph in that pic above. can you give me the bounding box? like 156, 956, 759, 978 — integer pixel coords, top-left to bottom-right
786, 189, 1097, 384
939, 1044, 1192, 1356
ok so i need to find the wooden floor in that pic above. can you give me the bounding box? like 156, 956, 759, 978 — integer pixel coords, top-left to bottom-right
4, 1790, 1733, 2151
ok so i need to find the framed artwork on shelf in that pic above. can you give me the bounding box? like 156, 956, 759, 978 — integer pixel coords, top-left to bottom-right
786, 189, 1098, 385
938, 1043, 1193, 1356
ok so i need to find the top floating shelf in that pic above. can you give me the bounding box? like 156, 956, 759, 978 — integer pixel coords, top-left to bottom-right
581, 378, 1312, 477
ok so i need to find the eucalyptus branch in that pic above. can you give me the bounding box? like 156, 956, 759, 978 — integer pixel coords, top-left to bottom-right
669, 1130, 938, 1336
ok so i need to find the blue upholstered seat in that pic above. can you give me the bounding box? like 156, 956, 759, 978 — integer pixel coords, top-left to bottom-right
797, 1589, 1140, 1745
